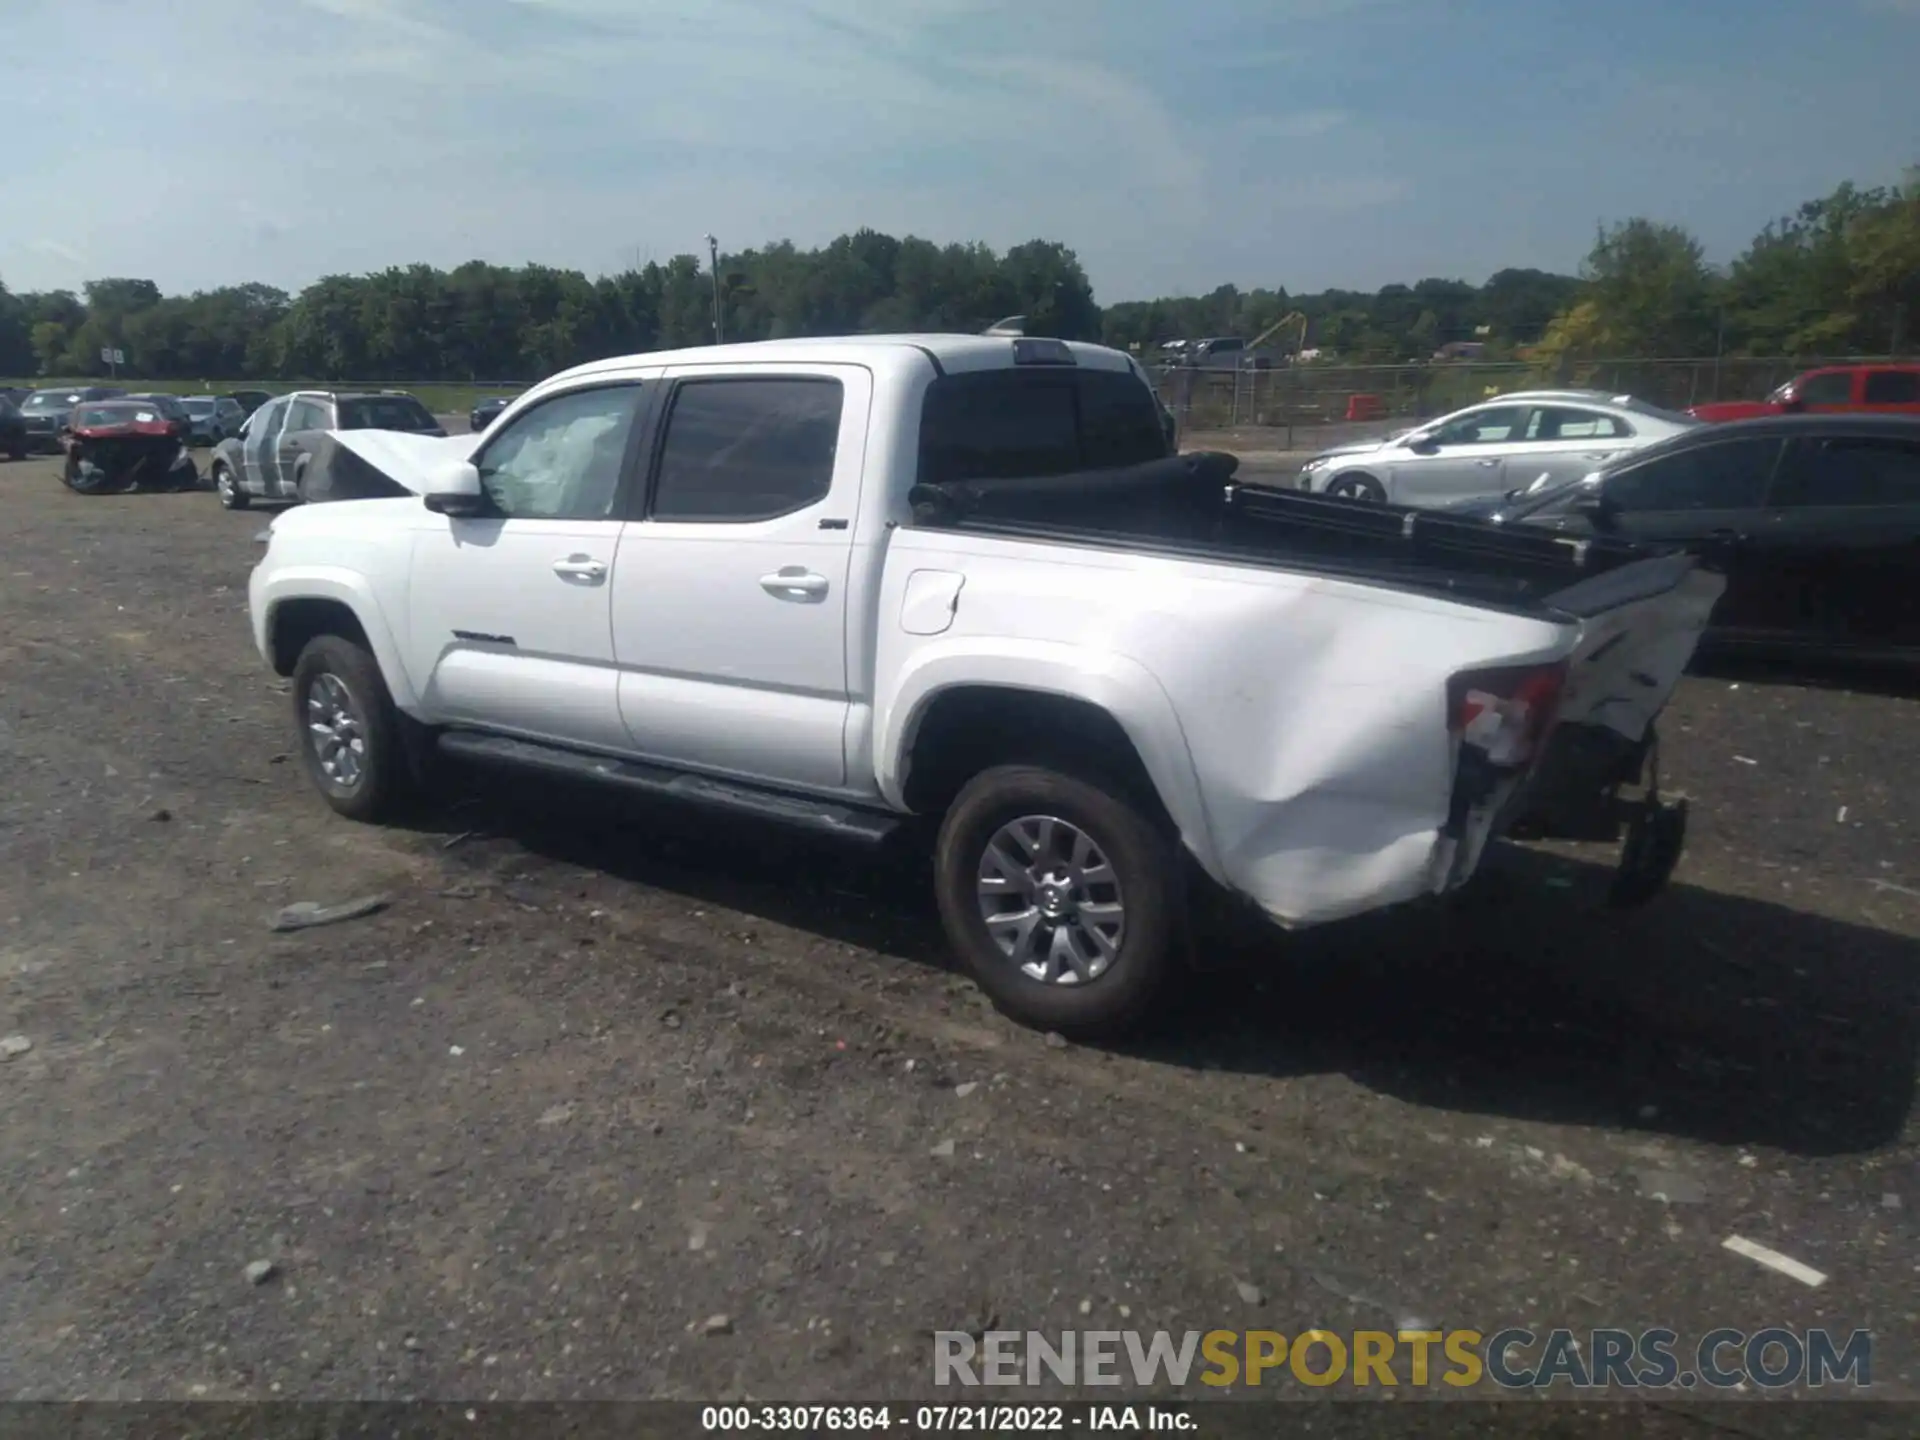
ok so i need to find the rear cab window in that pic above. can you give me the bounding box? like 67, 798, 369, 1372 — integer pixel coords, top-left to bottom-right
917, 366, 1170, 486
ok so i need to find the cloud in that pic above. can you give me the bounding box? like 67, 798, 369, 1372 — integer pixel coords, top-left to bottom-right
29, 239, 86, 265
0, 0, 1912, 303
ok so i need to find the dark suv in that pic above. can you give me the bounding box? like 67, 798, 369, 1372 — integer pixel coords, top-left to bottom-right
19, 386, 127, 452
208, 390, 446, 509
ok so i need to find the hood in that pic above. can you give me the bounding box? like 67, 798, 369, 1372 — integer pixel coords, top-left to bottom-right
297, 429, 479, 503
1302, 436, 1390, 466
323, 428, 478, 493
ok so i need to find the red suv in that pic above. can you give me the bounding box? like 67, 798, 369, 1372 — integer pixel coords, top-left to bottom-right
1690, 364, 1920, 422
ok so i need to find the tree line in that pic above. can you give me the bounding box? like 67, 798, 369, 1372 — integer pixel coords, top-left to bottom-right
1, 167, 1913, 385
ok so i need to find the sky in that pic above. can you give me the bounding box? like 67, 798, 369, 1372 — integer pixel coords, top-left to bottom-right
2, 0, 1916, 305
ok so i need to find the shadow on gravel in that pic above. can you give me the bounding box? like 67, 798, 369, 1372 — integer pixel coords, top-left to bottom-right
1692, 647, 1920, 702
417, 772, 1917, 1160
1148, 843, 1920, 1159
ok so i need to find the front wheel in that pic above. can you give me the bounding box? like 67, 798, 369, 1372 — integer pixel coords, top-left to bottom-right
1326, 472, 1387, 501
62, 453, 125, 495
934, 765, 1181, 1040
214, 463, 249, 509
291, 634, 412, 823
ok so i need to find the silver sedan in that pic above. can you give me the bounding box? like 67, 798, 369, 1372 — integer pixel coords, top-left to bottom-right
1293, 390, 1700, 508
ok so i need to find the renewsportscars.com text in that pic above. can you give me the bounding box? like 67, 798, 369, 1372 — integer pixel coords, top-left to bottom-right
933, 1327, 1873, 1391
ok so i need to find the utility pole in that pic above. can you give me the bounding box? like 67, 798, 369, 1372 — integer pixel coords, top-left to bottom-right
704, 234, 723, 345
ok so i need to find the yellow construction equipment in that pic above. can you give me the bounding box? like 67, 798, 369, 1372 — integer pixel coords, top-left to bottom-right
1245, 310, 1309, 356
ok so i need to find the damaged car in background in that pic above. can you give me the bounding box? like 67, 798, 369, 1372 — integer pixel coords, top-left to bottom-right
248, 335, 1725, 1038
58, 400, 202, 495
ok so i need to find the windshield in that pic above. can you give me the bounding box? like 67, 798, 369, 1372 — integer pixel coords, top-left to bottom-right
75, 405, 136, 427
337, 397, 438, 431
182, 398, 216, 416
23, 391, 80, 413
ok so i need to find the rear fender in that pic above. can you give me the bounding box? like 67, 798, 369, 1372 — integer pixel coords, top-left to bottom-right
877, 641, 1222, 879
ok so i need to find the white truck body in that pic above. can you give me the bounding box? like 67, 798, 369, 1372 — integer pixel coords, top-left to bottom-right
248, 334, 1721, 1030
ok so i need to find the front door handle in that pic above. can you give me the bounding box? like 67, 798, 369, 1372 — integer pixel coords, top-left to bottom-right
552, 555, 608, 581
760, 567, 829, 600
1475, 458, 1501, 467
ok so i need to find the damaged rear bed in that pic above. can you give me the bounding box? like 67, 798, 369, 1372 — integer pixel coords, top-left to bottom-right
908, 451, 1725, 910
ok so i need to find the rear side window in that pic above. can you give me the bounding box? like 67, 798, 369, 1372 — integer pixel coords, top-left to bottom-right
340, 396, 438, 431
1606, 439, 1779, 512
1527, 407, 1631, 440
917, 368, 1169, 485
650, 377, 844, 522
1862, 371, 1920, 405
1772, 437, 1920, 507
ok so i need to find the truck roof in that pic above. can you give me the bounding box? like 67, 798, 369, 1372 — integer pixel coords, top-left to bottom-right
547, 334, 1138, 388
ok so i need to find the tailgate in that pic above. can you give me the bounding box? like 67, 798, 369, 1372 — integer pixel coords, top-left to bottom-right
1540, 551, 1725, 743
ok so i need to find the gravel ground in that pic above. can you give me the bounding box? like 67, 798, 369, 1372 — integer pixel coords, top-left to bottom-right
0, 448, 1916, 1414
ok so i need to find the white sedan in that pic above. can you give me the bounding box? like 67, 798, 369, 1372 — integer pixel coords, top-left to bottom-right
1294, 390, 1700, 508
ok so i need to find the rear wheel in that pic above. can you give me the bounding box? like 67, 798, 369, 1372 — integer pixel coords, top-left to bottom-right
1326, 471, 1386, 501
214, 463, 249, 510
934, 765, 1180, 1039
291, 634, 411, 823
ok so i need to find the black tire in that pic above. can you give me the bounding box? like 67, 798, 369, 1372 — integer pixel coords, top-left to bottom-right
1326, 471, 1386, 501
214, 463, 249, 510
934, 764, 1181, 1040
291, 634, 411, 823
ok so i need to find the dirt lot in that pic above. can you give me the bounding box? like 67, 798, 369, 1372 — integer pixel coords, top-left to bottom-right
0, 448, 1916, 1409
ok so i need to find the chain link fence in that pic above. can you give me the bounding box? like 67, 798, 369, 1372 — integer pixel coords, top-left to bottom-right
1155, 354, 1917, 439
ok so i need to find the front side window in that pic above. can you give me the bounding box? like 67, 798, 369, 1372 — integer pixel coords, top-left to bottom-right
475, 384, 641, 521
1526, 407, 1631, 441
245, 398, 288, 438
1862, 370, 1920, 405
651, 377, 844, 522
1430, 405, 1528, 446
284, 399, 330, 433
1772, 437, 1920, 507
1606, 439, 1780, 512
1797, 371, 1854, 406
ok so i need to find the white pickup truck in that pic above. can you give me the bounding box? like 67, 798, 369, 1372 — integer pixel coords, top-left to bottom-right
248, 334, 1723, 1037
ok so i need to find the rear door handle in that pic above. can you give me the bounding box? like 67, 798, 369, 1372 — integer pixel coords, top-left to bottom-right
552, 556, 608, 581
760, 567, 829, 599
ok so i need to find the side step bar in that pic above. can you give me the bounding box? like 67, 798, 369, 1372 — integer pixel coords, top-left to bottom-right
436, 731, 906, 845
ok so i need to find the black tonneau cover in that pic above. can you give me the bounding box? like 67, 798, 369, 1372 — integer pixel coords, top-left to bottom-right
908, 451, 1672, 610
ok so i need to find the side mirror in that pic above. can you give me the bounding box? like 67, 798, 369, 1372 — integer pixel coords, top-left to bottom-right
1571, 488, 1616, 526
1405, 433, 1439, 454
421, 458, 485, 517
1778, 396, 1805, 413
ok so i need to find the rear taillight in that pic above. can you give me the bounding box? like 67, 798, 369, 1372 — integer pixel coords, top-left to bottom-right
1448, 661, 1567, 769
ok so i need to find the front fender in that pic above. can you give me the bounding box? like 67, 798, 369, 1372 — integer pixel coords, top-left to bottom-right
875, 639, 1223, 882
251, 564, 420, 713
